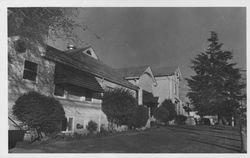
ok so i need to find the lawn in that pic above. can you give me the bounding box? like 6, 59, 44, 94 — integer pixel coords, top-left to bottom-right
10, 125, 243, 153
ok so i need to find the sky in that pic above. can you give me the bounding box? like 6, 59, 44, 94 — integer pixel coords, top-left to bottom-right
50, 7, 246, 99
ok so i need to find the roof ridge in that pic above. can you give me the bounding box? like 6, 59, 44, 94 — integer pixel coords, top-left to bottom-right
116, 65, 150, 70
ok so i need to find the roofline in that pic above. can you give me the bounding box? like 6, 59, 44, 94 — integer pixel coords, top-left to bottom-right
176, 66, 183, 80
154, 74, 174, 77
125, 77, 140, 80
44, 54, 139, 91
153, 66, 183, 80
145, 66, 157, 85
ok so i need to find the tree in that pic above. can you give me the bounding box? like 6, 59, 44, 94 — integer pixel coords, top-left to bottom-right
186, 32, 244, 124
102, 88, 137, 129
12, 91, 66, 137
153, 105, 169, 124
161, 99, 177, 121
183, 102, 192, 115
131, 106, 149, 128
153, 99, 176, 124
8, 7, 86, 62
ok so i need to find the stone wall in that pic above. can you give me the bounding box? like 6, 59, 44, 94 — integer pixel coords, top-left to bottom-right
8, 36, 55, 129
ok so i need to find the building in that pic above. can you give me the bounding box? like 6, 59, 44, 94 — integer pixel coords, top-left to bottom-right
118, 65, 186, 116
8, 36, 138, 134
118, 66, 158, 116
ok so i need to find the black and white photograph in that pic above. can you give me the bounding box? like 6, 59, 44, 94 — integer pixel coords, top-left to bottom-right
1, 0, 248, 157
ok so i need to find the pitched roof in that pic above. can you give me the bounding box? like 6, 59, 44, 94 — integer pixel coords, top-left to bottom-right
54, 64, 104, 92
45, 46, 138, 90
116, 65, 149, 78
151, 66, 179, 77
117, 65, 179, 78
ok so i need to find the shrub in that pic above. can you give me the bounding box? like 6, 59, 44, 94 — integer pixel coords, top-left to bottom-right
86, 120, 98, 134
175, 115, 187, 125
161, 99, 177, 121
131, 106, 149, 128
12, 91, 65, 136
102, 88, 137, 128
153, 105, 169, 124
201, 118, 211, 125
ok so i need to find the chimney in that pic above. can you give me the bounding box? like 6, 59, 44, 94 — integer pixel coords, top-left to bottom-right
67, 44, 76, 50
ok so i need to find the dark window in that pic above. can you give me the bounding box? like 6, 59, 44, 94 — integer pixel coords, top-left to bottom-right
54, 84, 64, 97
23, 60, 38, 81
68, 117, 73, 131
67, 85, 84, 100
61, 118, 67, 131
85, 91, 92, 101
61, 117, 73, 131
86, 50, 91, 55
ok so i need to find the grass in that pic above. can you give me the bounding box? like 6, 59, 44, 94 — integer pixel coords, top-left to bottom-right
10, 125, 243, 153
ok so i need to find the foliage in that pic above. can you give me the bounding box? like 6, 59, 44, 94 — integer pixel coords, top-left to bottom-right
131, 106, 149, 128
186, 32, 244, 123
86, 120, 98, 134
153, 105, 169, 124
12, 91, 65, 135
161, 99, 177, 121
7, 7, 87, 64
102, 88, 138, 128
153, 99, 177, 124
200, 118, 211, 125
183, 102, 192, 114
174, 115, 187, 125
8, 8, 83, 46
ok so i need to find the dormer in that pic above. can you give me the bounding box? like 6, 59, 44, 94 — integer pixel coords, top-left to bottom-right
82, 46, 99, 60
66, 45, 99, 60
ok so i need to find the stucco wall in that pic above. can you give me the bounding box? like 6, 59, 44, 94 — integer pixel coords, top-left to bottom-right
139, 73, 154, 93
152, 75, 186, 115
152, 76, 172, 104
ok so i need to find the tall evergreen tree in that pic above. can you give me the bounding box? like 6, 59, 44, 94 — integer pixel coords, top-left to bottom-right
186, 32, 244, 124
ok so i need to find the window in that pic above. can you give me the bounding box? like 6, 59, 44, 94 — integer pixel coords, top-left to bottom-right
175, 83, 178, 95
67, 85, 84, 100
54, 84, 64, 97
85, 91, 92, 102
68, 117, 73, 131
61, 117, 73, 132
23, 60, 38, 81
61, 118, 67, 131
86, 50, 91, 55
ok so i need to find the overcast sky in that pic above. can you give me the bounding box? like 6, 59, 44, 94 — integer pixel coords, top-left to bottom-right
51, 7, 246, 85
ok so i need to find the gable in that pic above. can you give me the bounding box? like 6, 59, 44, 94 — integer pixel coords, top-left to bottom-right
139, 73, 154, 93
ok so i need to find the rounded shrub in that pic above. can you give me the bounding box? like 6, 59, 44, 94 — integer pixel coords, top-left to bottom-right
102, 88, 137, 128
161, 99, 177, 121
132, 106, 149, 128
12, 91, 65, 135
153, 105, 169, 124
86, 120, 98, 134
